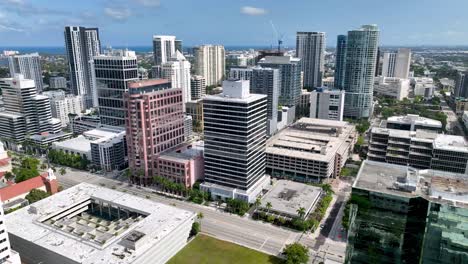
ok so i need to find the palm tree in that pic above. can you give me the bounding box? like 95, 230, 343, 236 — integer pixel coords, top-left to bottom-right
197, 212, 204, 229
59, 167, 66, 176
124, 169, 132, 182
266, 202, 272, 214
254, 198, 261, 213
297, 207, 306, 219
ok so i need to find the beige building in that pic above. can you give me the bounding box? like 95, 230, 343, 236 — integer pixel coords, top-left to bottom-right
194, 45, 225, 86
266, 118, 357, 183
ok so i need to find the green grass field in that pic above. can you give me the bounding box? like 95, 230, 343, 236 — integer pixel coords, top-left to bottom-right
167, 234, 282, 264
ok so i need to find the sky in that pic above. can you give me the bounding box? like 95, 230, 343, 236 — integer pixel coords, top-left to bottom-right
1, 0, 468, 47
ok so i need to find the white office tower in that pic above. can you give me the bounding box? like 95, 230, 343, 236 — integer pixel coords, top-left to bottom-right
190, 75, 206, 100
43, 90, 84, 127
64, 26, 101, 109
229, 67, 254, 81
194, 45, 226, 86
92, 49, 138, 127
0, 75, 61, 149
382, 48, 411, 78
343, 25, 379, 119
373, 77, 410, 101
49, 76, 67, 89
0, 200, 21, 264
8, 53, 44, 93
201, 80, 270, 202
296, 32, 326, 88
152, 35, 182, 66
310, 87, 345, 121
161, 51, 192, 105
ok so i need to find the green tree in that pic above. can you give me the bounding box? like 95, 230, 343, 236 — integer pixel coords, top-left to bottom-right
266, 202, 272, 214
254, 197, 261, 212
190, 222, 200, 237
59, 167, 66, 176
283, 243, 309, 264
297, 207, 306, 219
197, 212, 204, 229
25, 189, 50, 204
4, 171, 14, 181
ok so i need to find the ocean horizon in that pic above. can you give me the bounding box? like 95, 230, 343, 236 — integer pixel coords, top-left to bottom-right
0, 45, 279, 55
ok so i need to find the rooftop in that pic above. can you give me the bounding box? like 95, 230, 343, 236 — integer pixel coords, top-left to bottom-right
354, 160, 468, 207
266, 118, 356, 162
52, 135, 92, 153
5, 183, 195, 264
260, 180, 322, 217
387, 114, 442, 128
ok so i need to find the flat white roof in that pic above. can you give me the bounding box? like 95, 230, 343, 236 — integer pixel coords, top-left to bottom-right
5, 183, 195, 264
52, 135, 92, 153
261, 180, 322, 217
204, 93, 266, 104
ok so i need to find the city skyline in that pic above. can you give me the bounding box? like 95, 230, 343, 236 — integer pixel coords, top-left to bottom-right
1, 0, 468, 47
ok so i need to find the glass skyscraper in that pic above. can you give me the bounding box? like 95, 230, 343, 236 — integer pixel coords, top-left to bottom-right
334, 35, 347, 90
343, 25, 379, 119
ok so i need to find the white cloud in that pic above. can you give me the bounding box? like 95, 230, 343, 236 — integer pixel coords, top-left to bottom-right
241, 6, 267, 16
3, 0, 25, 5
104, 7, 131, 21
0, 24, 24, 32
135, 0, 160, 7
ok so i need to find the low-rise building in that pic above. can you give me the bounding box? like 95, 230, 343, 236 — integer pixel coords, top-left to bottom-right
373, 76, 410, 100
49, 76, 67, 89
157, 142, 204, 188
383, 114, 442, 132
52, 127, 126, 171
346, 160, 468, 264
259, 180, 322, 218
5, 183, 195, 264
368, 127, 468, 174
26, 131, 73, 155
411, 77, 434, 98
0, 169, 58, 211
266, 118, 357, 183
453, 97, 468, 115
322, 76, 334, 88
276, 106, 296, 131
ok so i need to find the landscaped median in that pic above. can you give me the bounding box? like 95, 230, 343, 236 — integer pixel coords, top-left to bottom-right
167, 234, 282, 264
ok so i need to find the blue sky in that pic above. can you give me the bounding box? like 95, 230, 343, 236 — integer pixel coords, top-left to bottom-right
1, 0, 467, 47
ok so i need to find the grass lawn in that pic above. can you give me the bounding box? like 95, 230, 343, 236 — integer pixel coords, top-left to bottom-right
167, 234, 282, 264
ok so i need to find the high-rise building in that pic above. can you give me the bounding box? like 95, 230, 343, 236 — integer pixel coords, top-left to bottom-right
152, 35, 182, 66
343, 25, 380, 119
259, 56, 302, 107
194, 45, 225, 86
190, 75, 206, 100
296, 32, 326, 88
43, 90, 84, 127
49, 76, 67, 89
382, 48, 411, 78
0, 75, 61, 149
201, 80, 269, 202
124, 79, 184, 185
310, 87, 345, 121
8, 53, 43, 93
92, 49, 138, 127
251, 67, 280, 135
161, 51, 191, 106
455, 71, 468, 98
64, 26, 101, 108
334, 35, 347, 90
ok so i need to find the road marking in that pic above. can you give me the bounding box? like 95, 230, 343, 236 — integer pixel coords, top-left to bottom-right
259, 237, 269, 250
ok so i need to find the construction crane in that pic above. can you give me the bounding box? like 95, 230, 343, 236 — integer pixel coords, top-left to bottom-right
270, 20, 284, 52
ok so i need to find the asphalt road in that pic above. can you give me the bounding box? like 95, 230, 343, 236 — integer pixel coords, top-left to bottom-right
57, 169, 300, 256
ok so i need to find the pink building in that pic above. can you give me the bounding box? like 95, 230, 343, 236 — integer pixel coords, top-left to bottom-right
157, 143, 204, 188
124, 79, 185, 185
